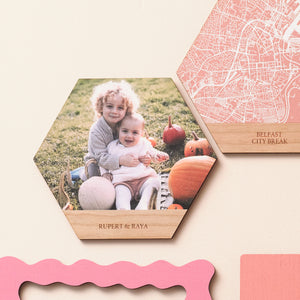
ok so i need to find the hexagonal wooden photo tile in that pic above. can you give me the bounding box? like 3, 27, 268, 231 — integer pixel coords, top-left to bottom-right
177, 0, 300, 153
34, 78, 216, 239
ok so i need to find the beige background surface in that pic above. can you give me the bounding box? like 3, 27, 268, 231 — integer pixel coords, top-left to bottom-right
1, 0, 300, 299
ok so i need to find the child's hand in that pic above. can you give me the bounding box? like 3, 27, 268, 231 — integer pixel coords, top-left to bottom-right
139, 153, 151, 166
119, 153, 140, 167
156, 152, 169, 162
102, 173, 113, 181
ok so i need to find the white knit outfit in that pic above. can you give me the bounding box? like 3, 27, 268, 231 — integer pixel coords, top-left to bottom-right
103, 137, 162, 210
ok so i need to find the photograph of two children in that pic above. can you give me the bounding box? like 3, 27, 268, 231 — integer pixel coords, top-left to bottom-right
34, 78, 215, 211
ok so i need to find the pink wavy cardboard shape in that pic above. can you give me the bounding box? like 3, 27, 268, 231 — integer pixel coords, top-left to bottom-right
0, 257, 214, 300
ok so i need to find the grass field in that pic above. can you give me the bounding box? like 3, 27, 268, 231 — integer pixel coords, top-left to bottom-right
34, 78, 214, 209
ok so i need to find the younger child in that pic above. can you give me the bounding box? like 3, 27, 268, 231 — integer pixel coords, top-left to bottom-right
84, 81, 145, 178
102, 113, 169, 210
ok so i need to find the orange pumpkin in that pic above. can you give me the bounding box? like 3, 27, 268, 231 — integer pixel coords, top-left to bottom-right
145, 130, 157, 147
168, 204, 183, 210
184, 131, 213, 157
168, 156, 215, 207
147, 137, 157, 147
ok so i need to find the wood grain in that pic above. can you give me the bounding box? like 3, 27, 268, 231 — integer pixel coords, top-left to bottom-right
64, 210, 187, 239
207, 123, 300, 153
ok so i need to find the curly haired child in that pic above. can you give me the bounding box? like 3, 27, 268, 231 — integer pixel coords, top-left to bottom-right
84, 81, 149, 178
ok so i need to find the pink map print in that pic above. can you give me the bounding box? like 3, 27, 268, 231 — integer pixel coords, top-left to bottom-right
177, 0, 300, 123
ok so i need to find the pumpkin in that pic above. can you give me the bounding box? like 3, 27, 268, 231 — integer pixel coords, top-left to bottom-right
168, 204, 183, 210
63, 202, 74, 210
168, 156, 215, 207
145, 130, 157, 147
163, 115, 186, 145
67, 203, 74, 210
79, 177, 115, 210
184, 131, 213, 157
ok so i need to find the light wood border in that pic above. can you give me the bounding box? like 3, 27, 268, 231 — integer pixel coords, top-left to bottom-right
64, 210, 187, 240
207, 123, 300, 153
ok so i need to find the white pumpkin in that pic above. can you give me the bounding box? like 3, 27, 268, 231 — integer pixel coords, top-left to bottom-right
79, 177, 115, 210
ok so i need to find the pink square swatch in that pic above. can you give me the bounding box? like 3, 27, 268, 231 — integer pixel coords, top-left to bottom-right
241, 254, 300, 300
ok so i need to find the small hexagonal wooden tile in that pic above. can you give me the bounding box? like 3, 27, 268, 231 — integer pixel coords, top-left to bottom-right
34, 78, 216, 239
177, 0, 300, 153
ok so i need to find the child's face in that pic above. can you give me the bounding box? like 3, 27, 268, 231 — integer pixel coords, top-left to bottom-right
119, 118, 143, 147
102, 94, 127, 127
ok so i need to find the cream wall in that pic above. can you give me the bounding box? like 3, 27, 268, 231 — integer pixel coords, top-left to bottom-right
1, 0, 300, 299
